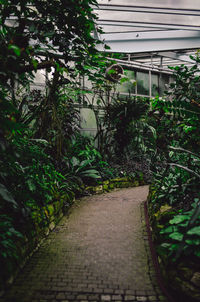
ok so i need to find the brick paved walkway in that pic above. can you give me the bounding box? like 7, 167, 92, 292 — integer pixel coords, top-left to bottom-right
0, 186, 168, 302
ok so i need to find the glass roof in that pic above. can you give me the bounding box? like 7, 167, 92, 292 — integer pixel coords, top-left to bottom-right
94, 0, 200, 71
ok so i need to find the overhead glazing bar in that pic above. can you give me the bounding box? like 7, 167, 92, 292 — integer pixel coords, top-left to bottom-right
95, 4, 200, 17
97, 20, 200, 32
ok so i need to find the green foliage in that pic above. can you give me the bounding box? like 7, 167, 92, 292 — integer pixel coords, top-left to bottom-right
0, 214, 23, 281
0, 0, 111, 158
159, 199, 200, 259
148, 54, 200, 262
64, 156, 101, 185
0, 0, 107, 84
0, 132, 70, 283
0, 0, 115, 289
61, 135, 115, 186
103, 95, 154, 158
150, 60, 200, 153
151, 148, 200, 261
1, 133, 67, 214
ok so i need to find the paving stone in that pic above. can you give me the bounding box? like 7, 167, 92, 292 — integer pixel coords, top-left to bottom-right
88, 295, 99, 300
125, 291, 136, 295
136, 297, 148, 301
148, 296, 158, 301
101, 295, 111, 301
56, 293, 66, 300
145, 290, 156, 296
111, 295, 122, 300
77, 295, 88, 300
114, 290, 124, 295
103, 289, 115, 294
158, 296, 168, 301
135, 291, 147, 296
65, 295, 76, 300
125, 295, 136, 301
92, 289, 104, 293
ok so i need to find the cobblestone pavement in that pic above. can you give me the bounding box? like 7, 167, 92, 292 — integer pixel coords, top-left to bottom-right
0, 186, 168, 302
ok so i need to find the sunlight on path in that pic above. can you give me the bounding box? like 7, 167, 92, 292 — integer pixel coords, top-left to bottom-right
0, 186, 168, 302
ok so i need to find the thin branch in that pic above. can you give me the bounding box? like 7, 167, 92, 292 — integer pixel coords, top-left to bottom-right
169, 146, 200, 158
168, 163, 200, 179
18, 60, 56, 73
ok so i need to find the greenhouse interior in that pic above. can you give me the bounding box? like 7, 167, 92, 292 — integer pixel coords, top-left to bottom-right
0, 1, 200, 302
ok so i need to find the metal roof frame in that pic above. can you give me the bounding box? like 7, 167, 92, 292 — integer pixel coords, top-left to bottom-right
94, 1, 200, 72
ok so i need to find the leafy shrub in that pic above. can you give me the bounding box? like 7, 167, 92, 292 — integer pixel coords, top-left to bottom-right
60, 134, 115, 186
104, 95, 151, 157
148, 54, 200, 263
0, 132, 71, 283
159, 199, 200, 260
0, 214, 23, 283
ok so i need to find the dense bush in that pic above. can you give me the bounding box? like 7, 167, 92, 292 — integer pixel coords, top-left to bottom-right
0, 0, 114, 288
148, 55, 200, 266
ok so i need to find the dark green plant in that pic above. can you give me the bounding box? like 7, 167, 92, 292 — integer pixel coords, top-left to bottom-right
102, 95, 156, 163
0, 214, 23, 283
66, 134, 115, 181
65, 156, 101, 183
148, 54, 200, 262
0, 0, 114, 289
0, 0, 107, 85
150, 55, 200, 154
159, 198, 200, 260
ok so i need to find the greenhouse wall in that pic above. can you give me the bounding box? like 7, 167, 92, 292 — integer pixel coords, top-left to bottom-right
29, 67, 173, 139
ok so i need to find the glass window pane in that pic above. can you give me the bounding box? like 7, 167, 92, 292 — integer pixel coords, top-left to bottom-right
159, 74, 170, 95
116, 69, 136, 94
137, 71, 149, 96
152, 73, 159, 97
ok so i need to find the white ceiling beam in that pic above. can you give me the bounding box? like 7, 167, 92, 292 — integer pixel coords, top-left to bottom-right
157, 51, 195, 63
95, 5, 200, 17
98, 30, 200, 53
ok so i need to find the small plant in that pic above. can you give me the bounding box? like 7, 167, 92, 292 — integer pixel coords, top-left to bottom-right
64, 156, 101, 185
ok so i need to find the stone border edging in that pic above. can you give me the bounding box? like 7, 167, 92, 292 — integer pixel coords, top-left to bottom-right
143, 200, 176, 302
85, 176, 145, 194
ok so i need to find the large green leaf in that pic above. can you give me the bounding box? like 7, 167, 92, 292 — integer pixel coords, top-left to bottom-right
169, 232, 184, 241
169, 215, 190, 224
187, 226, 200, 235
160, 226, 178, 234
186, 239, 200, 246
194, 249, 200, 257
27, 179, 36, 192
79, 169, 101, 179
0, 184, 17, 208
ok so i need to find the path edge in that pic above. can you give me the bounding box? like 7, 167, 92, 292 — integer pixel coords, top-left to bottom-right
143, 200, 175, 302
